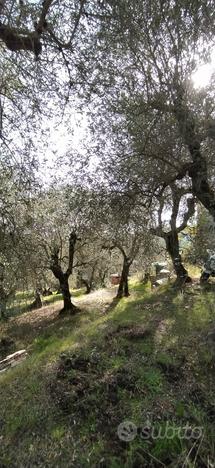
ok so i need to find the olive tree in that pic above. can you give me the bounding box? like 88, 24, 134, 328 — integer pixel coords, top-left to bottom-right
95, 191, 157, 298
0, 163, 36, 317
150, 184, 195, 285
97, 0, 215, 221
28, 186, 98, 314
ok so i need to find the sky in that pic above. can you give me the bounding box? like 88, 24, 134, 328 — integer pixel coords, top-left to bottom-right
192, 49, 215, 88
38, 110, 89, 184
39, 55, 215, 184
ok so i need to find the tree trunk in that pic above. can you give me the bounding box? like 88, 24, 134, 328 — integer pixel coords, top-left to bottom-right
143, 272, 150, 284
50, 234, 78, 316
81, 264, 96, 295
81, 278, 92, 294
117, 258, 130, 298
59, 274, 77, 314
165, 231, 191, 286
29, 289, 42, 310
173, 94, 215, 221
34, 290, 43, 308
100, 270, 107, 288
85, 284, 91, 294
0, 299, 7, 320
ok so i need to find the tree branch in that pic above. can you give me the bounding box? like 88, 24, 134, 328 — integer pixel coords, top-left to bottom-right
68, 0, 86, 46
176, 197, 195, 233
66, 231, 77, 276
0, 0, 54, 56
36, 0, 54, 34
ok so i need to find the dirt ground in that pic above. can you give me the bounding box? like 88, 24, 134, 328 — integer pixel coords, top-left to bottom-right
0, 287, 118, 346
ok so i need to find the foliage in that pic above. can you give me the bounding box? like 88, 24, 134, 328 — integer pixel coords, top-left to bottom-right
186, 205, 215, 264
1, 3, 215, 465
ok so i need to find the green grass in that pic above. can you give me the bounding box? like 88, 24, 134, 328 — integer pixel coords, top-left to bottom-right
6, 288, 85, 318
0, 281, 215, 466
7, 290, 34, 317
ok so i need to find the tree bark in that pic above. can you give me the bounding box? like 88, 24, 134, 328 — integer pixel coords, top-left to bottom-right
0, 264, 7, 319
117, 257, 130, 298
59, 274, 77, 314
143, 272, 150, 284
81, 278, 92, 294
0, 288, 16, 319
151, 184, 194, 287
0, 297, 7, 320
173, 92, 215, 221
80, 263, 96, 294
164, 231, 190, 286
100, 269, 107, 288
30, 289, 42, 309
50, 232, 78, 315
0, 0, 54, 57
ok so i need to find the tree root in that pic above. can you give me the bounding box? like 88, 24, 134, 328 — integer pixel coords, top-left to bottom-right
59, 304, 80, 316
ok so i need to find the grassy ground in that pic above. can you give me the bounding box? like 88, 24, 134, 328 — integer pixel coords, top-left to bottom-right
0, 280, 214, 467
7, 288, 85, 318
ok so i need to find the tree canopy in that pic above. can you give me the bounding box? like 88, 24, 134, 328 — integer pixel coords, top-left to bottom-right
1, 0, 215, 306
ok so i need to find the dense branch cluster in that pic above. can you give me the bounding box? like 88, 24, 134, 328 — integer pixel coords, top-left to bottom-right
1, 0, 215, 316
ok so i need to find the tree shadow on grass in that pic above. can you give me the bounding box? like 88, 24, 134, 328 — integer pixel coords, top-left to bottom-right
0, 305, 92, 351
2, 283, 213, 366
104, 297, 121, 314
102, 284, 207, 350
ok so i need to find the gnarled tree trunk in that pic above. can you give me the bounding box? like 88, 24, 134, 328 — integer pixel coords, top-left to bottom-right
173, 90, 215, 221
165, 231, 191, 286
117, 257, 130, 298
80, 263, 96, 295
50, 232, 78, 315
152, 184, 195, 288
30, 289, 42, 310
59, 273, 77, 314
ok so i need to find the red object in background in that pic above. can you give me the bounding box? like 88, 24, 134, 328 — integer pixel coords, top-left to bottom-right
110, 274, 121, 285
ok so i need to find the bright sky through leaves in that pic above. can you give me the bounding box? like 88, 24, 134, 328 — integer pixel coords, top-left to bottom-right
192, 49, 215, 88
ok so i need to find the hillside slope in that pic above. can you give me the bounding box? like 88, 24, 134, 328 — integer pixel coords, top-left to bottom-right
0, 282, 214, 467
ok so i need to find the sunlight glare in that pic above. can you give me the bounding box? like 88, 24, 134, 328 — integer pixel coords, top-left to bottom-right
192, 49, 215, 88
